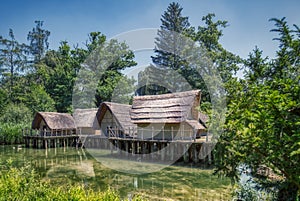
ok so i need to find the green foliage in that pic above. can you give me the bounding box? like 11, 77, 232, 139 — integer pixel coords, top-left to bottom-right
0, 29, 28, 102
0, 103, 31, 144
146, 2, 193, 95
0, 103, 32, 125
0, 88, 8, 116
139, 3, 241, 104
77, 32, 137, 107
24, 84, 56, 113
41, 42, 79, 112
0, 123, 28, 144
0, 162, 146, 201
27, 20, 50, 63
215, 17, 300, 199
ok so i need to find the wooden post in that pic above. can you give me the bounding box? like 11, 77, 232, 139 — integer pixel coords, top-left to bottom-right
151, 143, 155, 160
171, 127, 174, 141
132, 141, 135, 156
110, 140, 113, 154
161, 143, 165, 161
194, 144, 199, 163
170, 143, 174, 161
183, 144, 189, 163
125, 141, 129, 157
141, 128, 144, 140
117, 141, 121, 155
182, 124, 185, 140
151, 126, 154, 140
208, 143, 212, 165
162, 126, 165, 141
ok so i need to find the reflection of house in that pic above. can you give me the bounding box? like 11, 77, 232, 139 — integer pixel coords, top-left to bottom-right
130, 90, 206, 140
73, 108, 100, 135
96, 102, 137, 137
32, 112, 76, 135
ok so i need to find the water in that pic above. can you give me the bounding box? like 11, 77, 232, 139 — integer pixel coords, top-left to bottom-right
0, 145, 231, 200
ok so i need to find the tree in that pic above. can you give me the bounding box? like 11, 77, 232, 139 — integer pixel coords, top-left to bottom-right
152, 2, 190, 69
76, 32, 136, 107
193, 13, 241, 85
0, 29, 27, 102
27, 21, 50, 63
24, 84, 56, 113
145, 2, 192, 95
41, 41, 79, 112
214, 18, 300, 200
243, 46, 269, 84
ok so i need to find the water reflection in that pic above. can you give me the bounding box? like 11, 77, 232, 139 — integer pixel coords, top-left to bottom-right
0, 145, 231, 200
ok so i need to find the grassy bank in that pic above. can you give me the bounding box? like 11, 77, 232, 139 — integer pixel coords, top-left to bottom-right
0, 160, 144, 201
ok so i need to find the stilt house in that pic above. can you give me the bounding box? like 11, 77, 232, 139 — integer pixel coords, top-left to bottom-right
130, 90, 206, 140
73, 108, 101, 135
96, 102, 137, 137
32, 112, 76, 136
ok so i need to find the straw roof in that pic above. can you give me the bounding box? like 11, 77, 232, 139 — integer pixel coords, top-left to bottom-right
186, 120, 206, 130
131, 90, 201, 123
97, 102, 136, 130
198, 112, 209, 128
73, 108, 100, 129
32, 112, 76, 130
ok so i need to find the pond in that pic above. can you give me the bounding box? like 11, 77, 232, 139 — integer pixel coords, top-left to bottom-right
0, 145, 232, 200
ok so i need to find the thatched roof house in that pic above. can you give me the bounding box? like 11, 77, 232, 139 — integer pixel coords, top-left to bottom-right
130, 90, 206, 140
32, 112, 76, 135
97, 102, 137, 137
73, 108, 100, 135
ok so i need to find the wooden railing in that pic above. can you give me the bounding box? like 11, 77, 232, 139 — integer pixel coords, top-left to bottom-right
22, 128, 76, 137
106, 126, 209, 142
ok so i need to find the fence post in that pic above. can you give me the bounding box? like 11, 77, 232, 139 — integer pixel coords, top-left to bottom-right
162, 126, 165, 141
171, 127, 174, 141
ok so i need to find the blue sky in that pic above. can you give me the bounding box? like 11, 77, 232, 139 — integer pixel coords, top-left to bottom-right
1, 0, 299, 61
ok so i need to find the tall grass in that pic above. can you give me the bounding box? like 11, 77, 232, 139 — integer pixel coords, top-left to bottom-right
0, 160, 145, 201
0, 123, 29, 145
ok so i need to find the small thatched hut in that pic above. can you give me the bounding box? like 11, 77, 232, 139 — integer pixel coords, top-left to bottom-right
32, 112, 76, 136
130, 90, 206, 140
73, 108, 100, 135
96, 102, 137, 137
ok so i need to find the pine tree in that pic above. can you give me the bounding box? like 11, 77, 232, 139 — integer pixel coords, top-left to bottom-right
27, 21, 50, 63
146, 2, 191, 95
0, 29, 27, 102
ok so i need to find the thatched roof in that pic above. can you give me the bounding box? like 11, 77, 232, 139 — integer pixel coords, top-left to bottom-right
198, 112, 209, 128
32, 112, 76, 130
73, 108, 100, 129
186, 120, 206, 130
130, 90, 201, 123
97, 102, 136, 130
